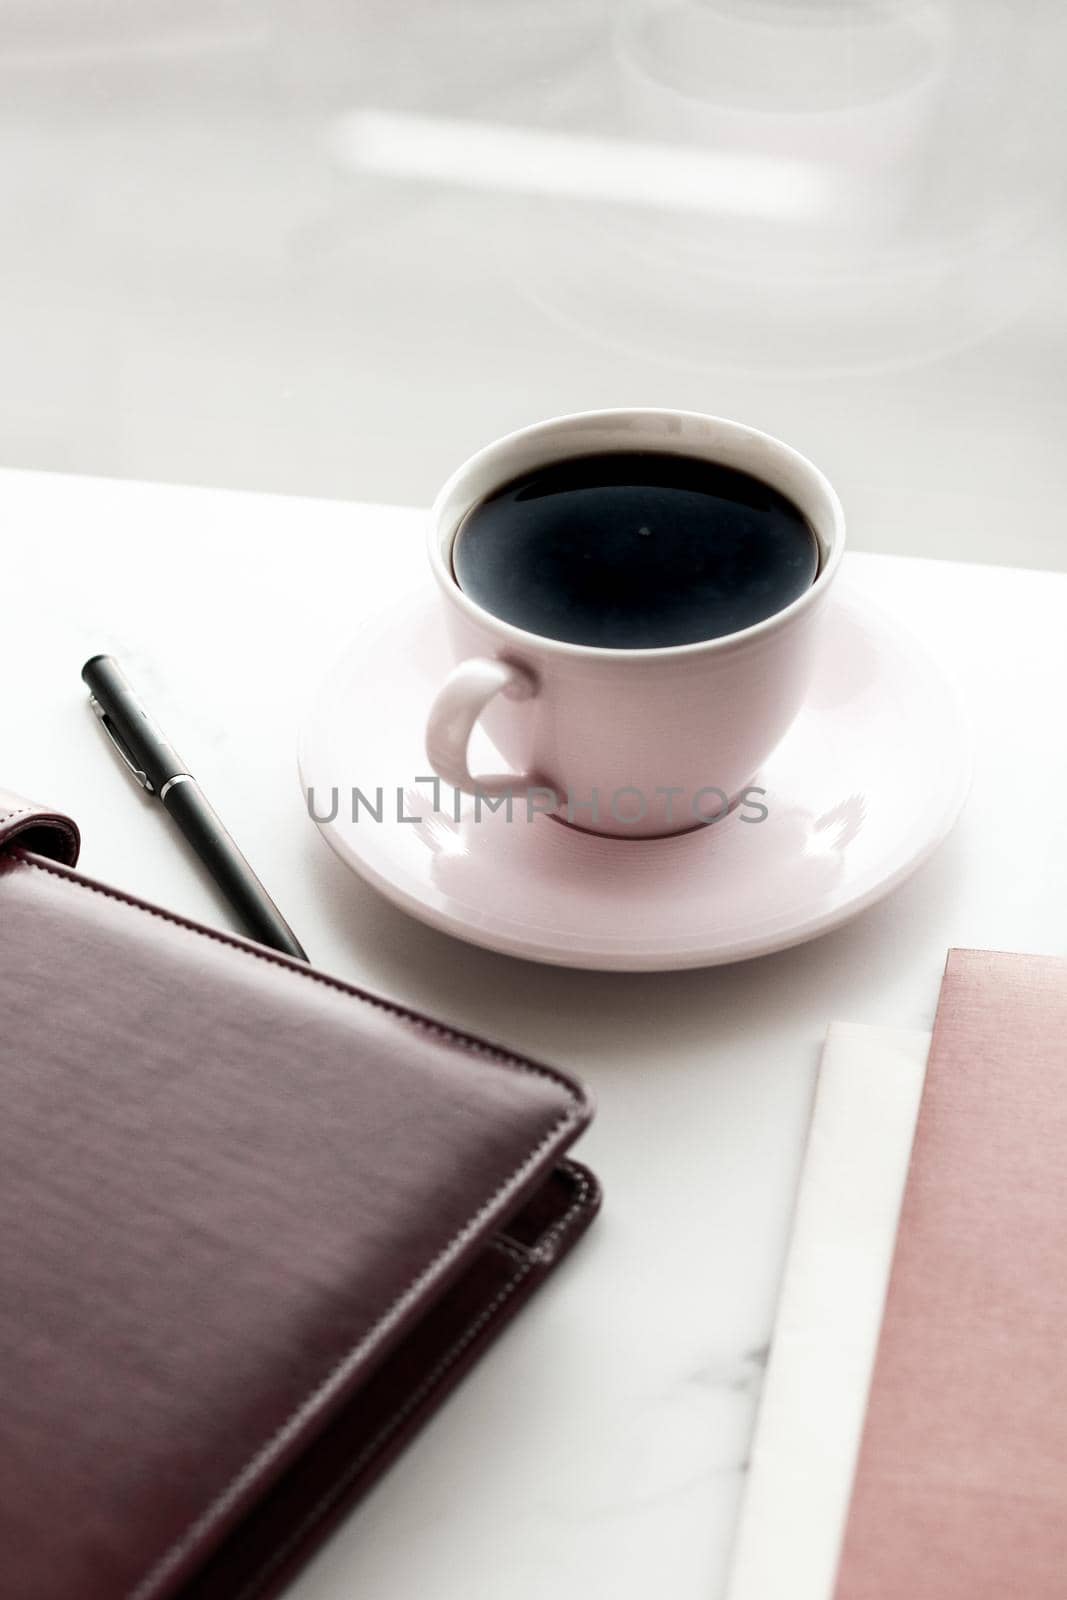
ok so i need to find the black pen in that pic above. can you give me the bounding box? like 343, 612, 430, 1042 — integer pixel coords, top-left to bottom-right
81, 654, 309, 962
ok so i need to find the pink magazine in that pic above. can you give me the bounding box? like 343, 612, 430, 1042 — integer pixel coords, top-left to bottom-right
835, 949, 1067, 1600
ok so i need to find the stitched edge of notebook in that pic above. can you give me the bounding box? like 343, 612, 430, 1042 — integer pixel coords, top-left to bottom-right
0, 809, 80, 865
6, 852, 589, 1600
127, 1131, 587, 1600
12, 852, 588, 1109
224, 1163, 598, 1600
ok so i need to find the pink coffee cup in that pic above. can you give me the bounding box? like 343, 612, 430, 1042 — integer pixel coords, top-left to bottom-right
425, 408, 845, 839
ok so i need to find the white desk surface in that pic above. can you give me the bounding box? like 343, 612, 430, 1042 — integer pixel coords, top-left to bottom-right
5, 466, 1066, 1600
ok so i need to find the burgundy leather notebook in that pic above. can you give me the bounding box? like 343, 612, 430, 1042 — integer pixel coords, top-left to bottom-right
0, 789, 599, 1600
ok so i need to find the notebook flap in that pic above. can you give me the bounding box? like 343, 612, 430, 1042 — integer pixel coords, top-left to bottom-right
0, 851, 591, 1600
0, 784, 80, 865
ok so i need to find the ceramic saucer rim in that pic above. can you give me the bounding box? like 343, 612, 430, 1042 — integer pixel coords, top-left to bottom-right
298, 582, 972, 970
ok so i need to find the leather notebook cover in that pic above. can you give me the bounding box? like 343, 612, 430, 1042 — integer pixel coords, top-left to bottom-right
0, 789, 600, 1600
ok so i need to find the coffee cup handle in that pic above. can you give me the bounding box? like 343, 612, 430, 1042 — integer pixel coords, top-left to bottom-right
425, 657, 540, 797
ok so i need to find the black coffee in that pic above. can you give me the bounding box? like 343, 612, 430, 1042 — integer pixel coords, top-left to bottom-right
452, 451, 819, 649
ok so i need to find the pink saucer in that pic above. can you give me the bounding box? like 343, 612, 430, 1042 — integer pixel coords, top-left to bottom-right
299, 579, 970, 970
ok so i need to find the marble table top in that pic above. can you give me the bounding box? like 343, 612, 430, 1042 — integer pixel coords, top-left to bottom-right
4, 466, 1065, 1599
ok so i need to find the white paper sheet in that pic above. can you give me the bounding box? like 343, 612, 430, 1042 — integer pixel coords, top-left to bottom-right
724, 1023, 931, 1600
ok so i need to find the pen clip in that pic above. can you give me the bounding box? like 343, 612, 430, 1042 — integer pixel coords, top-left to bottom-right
89, 695, 155, 792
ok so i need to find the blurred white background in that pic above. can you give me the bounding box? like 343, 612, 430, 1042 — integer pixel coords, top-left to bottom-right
1, 0, 1064, 568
